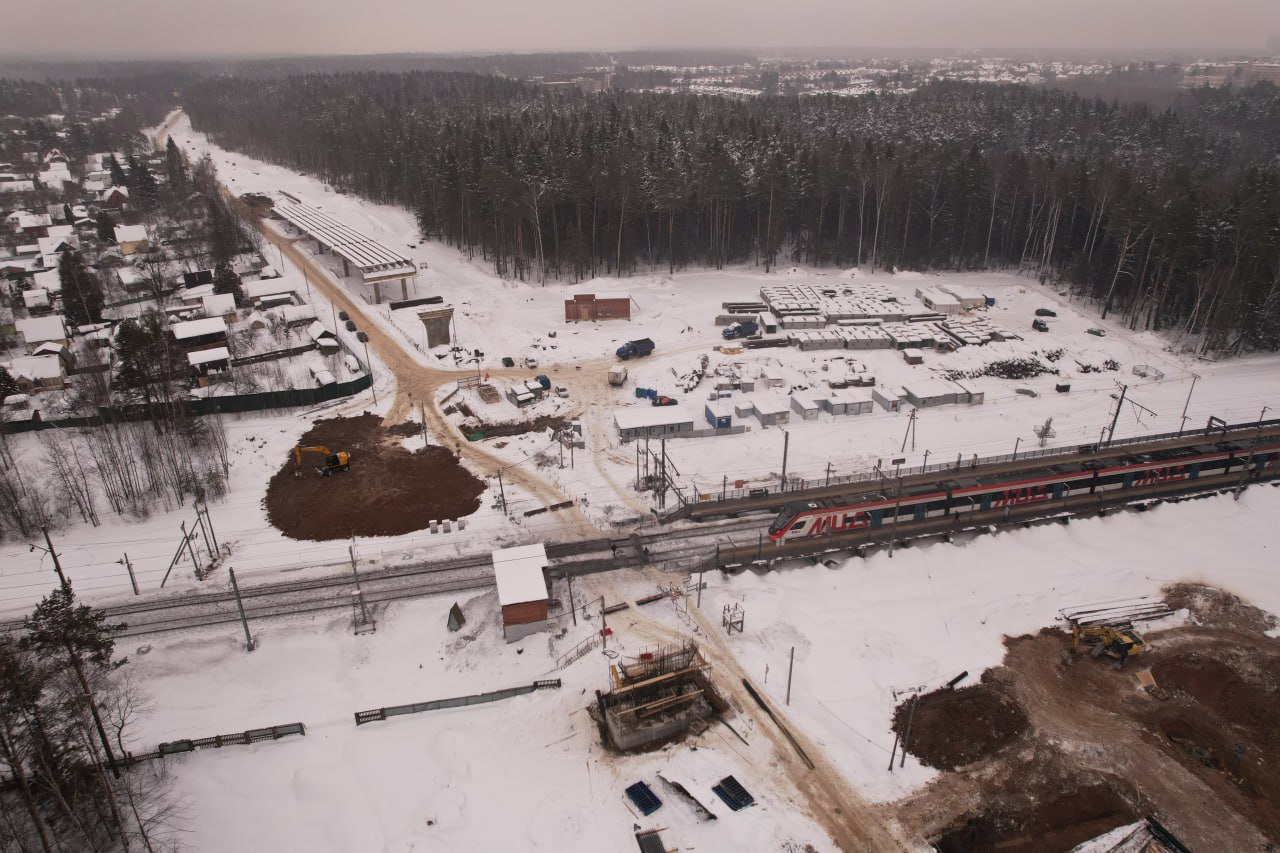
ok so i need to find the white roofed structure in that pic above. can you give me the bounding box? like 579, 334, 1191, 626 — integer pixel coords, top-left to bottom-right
275, 203, 417, 303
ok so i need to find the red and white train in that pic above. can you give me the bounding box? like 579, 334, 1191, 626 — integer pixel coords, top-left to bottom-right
767, 441, 1280, 544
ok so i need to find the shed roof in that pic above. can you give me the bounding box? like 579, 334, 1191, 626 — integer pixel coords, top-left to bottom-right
613, 406, 696, 430
170, 317, 227, 340
187, 347, 230, 366
16, 315, 66, 343
202, 294, 237, 317
492, 543, 549, 606
113, 224, 148, 244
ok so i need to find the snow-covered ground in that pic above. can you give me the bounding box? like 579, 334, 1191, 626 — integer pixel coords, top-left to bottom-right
125, 483, 1280, 851
3, 111, 1279, 850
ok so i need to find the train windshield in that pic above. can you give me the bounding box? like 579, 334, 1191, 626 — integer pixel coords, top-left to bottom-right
769, 501, 815, 536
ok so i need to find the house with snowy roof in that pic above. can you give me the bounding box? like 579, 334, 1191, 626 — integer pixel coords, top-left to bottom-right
114, 224, 149, 255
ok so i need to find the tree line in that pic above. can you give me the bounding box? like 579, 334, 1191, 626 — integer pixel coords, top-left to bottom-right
180, 72, 1280, 353
0, 584, 180, 851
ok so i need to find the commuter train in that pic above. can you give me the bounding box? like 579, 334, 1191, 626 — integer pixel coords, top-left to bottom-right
767, 441, 1280, 544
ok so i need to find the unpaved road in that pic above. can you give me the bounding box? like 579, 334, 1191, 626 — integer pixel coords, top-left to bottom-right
613, 588, 911, 851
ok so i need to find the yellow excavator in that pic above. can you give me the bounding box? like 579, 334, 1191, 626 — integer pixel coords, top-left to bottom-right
293, 445, 351, 478
1071, 624, 1148, 668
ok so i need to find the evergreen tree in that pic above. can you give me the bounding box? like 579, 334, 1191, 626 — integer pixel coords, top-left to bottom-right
212, 259, 245, 305
164, 136, 187, 195
126, 153, 159, 209
95, 210, 117, 243
107, 154, 128, 188
113, 313, 184, 410
0, 366, 18, 399
58, 249, 104, 326
62, 203, 73, 224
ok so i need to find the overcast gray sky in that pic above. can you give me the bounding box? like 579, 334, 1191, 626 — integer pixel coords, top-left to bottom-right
1, 0, 1275, 57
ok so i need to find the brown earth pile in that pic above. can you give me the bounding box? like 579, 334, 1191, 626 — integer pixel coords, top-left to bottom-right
265, 413, 485, 541
891, 673, 1030, 771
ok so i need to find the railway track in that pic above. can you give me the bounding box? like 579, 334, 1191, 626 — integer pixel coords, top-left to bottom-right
715, 472, 1279, 568
5, 430, 1273, 639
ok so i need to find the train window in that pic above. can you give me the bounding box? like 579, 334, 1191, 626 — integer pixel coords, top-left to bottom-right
790, 519, 807, 532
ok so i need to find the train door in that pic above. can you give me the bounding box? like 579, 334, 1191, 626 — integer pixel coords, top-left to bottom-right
979, 493, 994, 512
913, 503, 927, 521
1187, 462, 1201, 479
1122, 471, 1136, 489
1051, 483, 1068, 500
867, 509, 884, 527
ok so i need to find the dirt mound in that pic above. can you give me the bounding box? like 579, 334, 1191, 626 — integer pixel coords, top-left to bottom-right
1151, 650, 1280, 732
934, 783, 1135, 853
891, 674, 1029, 771
1165, 583, 1278, 635
265, 414, 485, 541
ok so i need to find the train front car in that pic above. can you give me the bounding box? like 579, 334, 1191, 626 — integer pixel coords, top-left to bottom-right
768, 500, 817, 543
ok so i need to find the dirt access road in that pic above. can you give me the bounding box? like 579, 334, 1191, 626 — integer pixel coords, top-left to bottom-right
610, 582, 911, 851
155, 111, 611, 537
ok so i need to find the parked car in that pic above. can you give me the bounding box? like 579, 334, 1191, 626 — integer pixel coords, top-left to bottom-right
1086, 327, 1107, 337
1015, 387, 1039, 397
1032, 319, 1049, 332
525, 356, 538, 369
356, 331, 369, 343
501, 356, 515, 367
1035, 308, 1057, 317
554, 385, 569, 398
651, 395, 678, 407
345, 320, 357, 332
339, 310, 350, 321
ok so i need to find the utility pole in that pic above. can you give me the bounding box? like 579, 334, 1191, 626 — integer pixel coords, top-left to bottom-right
780, 430, 790, 492
1106, 384, 1128, 446
567, 574, 576, 626
786, 646, 795, 706
348, 542, 374, 632
1178, 373, 1199, 435
40, 526, 69, 590
201, 503, 220, 556
887, 477, 904, 558
901, 408, 917, 452
599, 596, 608, 650
119, 553, 139, 596
825, 461, 832, 487
181, 520, 201, 580
362, 339, 377, 405
496, 470, 507, 514
228, 569, 255, 652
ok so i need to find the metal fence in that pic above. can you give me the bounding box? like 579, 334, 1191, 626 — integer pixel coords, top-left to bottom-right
354, 679, 562, 726
124, 722, 307, 764
3, 374, 372, 434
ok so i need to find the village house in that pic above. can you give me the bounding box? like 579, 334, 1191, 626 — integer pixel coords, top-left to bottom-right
15, 315, 68, 350
6, 355, 66, 392
170, 317, 229, 352
114, 224, 150, 255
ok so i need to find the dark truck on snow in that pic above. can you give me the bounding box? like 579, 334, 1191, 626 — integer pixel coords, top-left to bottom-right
616, 338, 655, 360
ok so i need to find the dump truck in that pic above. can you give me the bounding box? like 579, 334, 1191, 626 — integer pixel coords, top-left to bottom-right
616, 338, 655, 360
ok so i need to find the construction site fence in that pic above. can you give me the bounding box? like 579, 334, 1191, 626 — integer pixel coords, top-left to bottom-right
126, 722, 307, 764
685, 416, 1280, 504
354, 679, 562, 726
3, 374, 372, 434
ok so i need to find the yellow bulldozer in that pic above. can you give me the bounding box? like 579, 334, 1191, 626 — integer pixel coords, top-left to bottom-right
293, 445, 351, 478
1071, 624, 1148, 668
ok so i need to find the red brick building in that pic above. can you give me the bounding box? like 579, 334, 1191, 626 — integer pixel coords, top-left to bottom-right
565, 293, 630, 322
493, 544, 550, 642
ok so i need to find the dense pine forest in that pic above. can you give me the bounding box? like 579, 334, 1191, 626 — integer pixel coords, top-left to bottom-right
177, 74, 1280, 353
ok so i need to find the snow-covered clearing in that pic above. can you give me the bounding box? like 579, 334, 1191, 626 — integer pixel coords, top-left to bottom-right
2, 110, 1278, 850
